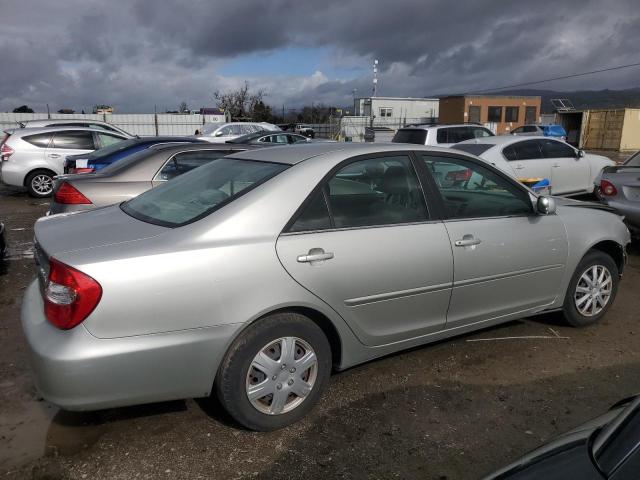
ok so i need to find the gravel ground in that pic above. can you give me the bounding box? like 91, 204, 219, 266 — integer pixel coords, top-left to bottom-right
0, 183, 639, 480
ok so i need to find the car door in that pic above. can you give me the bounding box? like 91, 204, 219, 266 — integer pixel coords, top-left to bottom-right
540, 138, 590, 195
419, 153, 568, 328
45, 130, 96, 174
276, 153, 454, 347
502, 139, 553, 185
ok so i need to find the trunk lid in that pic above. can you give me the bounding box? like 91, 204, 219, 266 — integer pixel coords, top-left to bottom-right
35, 205, 167, 257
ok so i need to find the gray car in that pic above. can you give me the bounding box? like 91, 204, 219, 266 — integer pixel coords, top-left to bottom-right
49, 143, 255, 214
22, 143, 629, 431
596, 150, 640, 236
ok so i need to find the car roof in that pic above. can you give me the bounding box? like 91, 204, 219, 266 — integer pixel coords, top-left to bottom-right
226, 130, 277, 143
4, 126, 128, 136
455, 135, 566, 146
23, 119, 110, 125
226, 142, 465, 165
399, 123, 487, 131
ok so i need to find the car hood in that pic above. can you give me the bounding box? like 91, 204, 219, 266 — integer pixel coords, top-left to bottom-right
35, 205, 167, 256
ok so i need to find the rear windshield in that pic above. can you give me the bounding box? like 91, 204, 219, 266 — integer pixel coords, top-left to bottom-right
121, 158, 288, 227
625, 152, 640, 167
451, 143, 495, 156
392, 129, 428, 145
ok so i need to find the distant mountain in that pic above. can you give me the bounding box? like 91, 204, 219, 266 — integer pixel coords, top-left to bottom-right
479, 88, 640, 113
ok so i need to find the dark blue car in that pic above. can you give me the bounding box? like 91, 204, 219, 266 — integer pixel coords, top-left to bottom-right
64, 136, 204, 173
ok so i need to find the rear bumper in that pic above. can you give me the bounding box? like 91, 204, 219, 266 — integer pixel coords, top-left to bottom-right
21, 281, 241, 411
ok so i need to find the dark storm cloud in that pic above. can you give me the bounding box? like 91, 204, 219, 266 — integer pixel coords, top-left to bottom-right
1, 0, 639, 112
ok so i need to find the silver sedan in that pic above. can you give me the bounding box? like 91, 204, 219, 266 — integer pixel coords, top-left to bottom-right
22, 143, 630, 431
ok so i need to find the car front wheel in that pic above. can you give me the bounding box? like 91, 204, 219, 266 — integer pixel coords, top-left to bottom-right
562, 250, 619, 327
216, 312, 331, 431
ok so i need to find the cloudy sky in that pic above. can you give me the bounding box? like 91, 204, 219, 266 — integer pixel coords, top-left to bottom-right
1, 0, 639, 113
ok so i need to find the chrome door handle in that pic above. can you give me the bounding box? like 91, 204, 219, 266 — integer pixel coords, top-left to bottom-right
454, 236, 481, 247
48, 153, 60, 158
297, 248, 334, 263
514, 164, 524, 170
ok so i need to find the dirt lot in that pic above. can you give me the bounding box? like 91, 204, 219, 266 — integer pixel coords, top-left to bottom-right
1, 183, 639, 480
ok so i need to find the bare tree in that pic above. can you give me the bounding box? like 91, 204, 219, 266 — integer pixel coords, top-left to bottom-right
213, 81, 267, 120
179, 101, 188, 113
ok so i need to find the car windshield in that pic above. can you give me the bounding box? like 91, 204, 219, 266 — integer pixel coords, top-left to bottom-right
392, 129, 428, 144
625, 151, 640, 166
121, 158, 288, 227
451, 143, 495, 156
201, 123, 225, 135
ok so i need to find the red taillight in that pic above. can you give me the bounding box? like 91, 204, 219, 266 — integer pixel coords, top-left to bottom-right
600, 179, 618, 197
54, 182, 92, 204
1, 143, 14, 161
44, 258, 102, 329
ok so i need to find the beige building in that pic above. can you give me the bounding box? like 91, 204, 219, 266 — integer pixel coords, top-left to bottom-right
439, 95, 542, 134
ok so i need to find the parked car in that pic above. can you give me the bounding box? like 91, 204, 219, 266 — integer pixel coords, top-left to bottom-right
484, 394, 640, 479
295, 124, 315, 138
198, 122, 281, 143
18, 119, 133, 138
0, 127, 128, 197
453, 136, 615, 196
64, 136, 205, 174
226, 131, 311, 145
511, 124, 568, 141
596, 150, 640, 236
0, 220, 6, 261
49, 143, 257, 214
392, 124, 494, 147
24, 143, 629, 431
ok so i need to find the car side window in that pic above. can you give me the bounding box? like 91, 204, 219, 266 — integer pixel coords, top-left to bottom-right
436, 128, 449, 144
272, 134, 289, 144
290, 135, 308, 144
50, 131, 95, 150
505, 140, 544, 161
218, 126, 232, 136
540, 139, 575, 158
421, 155, 533, 219
156, 150, 232, 181
473, 128, 492, 138
289, 155, 428, 232
512, 127, 523, 134
23, 133, 52, 148
97, 132, 122, 148
288, 190, 332, 232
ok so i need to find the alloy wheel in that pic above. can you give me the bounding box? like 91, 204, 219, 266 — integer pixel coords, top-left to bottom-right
31, 174, 53, 195
245, 337, 318, 415
574, 264, 613, 317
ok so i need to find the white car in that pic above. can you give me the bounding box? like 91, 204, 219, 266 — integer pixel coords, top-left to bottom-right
392, 124, 494, 147
453, 136, 614, 196
0, 127, 127, 197
198, 122, 281, 143
18, 119, 133, 138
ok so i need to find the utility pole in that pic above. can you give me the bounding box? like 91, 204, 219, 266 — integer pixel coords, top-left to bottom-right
372, 59, 378, 97
282, 105, 285, 123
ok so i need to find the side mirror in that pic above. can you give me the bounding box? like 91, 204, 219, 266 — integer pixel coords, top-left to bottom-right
577, 149, 585, 158
214, 131, 224, 137
536, 196, 556, 215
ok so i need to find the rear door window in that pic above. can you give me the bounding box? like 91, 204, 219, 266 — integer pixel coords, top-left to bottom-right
23, 133, 53, 148
391, 129, 427, 145
505, 140, 544, 160
50, 131, 95, 150
96, 132, 123, 148
156, 150, 235, 181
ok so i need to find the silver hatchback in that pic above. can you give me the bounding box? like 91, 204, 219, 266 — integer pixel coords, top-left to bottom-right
22, 143, 629, 431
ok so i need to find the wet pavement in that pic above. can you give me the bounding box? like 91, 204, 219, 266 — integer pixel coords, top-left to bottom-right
0, 183, 639, 480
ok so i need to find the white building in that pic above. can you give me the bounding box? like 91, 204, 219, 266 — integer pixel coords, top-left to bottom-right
354, 97, 439, 126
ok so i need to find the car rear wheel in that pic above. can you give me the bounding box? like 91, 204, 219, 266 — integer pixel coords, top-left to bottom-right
562, 250, 619, 327
26, 170, 54, 197
216, 312, 331, 431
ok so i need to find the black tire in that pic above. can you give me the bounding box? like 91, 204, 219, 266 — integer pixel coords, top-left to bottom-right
562, 250, 619, 327
25, 170, 55, 198
216, 312, 331, 431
